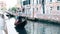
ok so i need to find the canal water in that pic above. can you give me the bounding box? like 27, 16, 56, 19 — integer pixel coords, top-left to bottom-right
25, 21, 60, 34
3, 17, 60, 34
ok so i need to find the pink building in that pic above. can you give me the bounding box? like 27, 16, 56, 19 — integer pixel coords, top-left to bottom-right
45, 0, 60, 15
0, 1, 6, 10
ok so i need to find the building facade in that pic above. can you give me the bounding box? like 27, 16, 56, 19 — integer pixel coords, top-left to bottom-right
0, 1, 6, 11
21, 0, 43, 18
45, 0, 60, 15
17, 0, 60, 20
18, 0, 60, 34
18, 0, 60, 21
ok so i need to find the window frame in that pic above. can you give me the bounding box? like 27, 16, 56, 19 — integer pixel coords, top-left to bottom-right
57, 6, 60, 10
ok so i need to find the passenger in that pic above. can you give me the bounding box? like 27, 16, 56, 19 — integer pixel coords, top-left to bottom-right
0, 11, 8, 34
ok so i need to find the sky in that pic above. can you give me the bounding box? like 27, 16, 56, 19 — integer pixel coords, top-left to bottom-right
0, 0, 17, 9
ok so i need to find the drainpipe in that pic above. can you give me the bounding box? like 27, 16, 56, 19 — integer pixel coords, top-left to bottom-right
42, 0, 45, 14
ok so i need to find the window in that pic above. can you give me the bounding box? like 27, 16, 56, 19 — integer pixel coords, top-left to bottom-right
50, 7, 52, 10
57, 6, 60, 10
50, 0, 52, 2
23, 1, 27, 5
33, 0, 34, 4
22, 8, 25, 13
27, 0, 30, 4
37, 8, 38, 11
23, 0, 30, 5
57, 0, 60, 1
39, 0, 42, 4
33, 8, 34, 12
37, 0, 38, 4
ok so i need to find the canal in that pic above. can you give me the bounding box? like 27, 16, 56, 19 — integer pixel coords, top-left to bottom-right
23, 18, 60, 34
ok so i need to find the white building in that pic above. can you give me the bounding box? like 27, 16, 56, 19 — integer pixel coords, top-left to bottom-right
21, 0, 43, 18
18, 0, 60, 20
